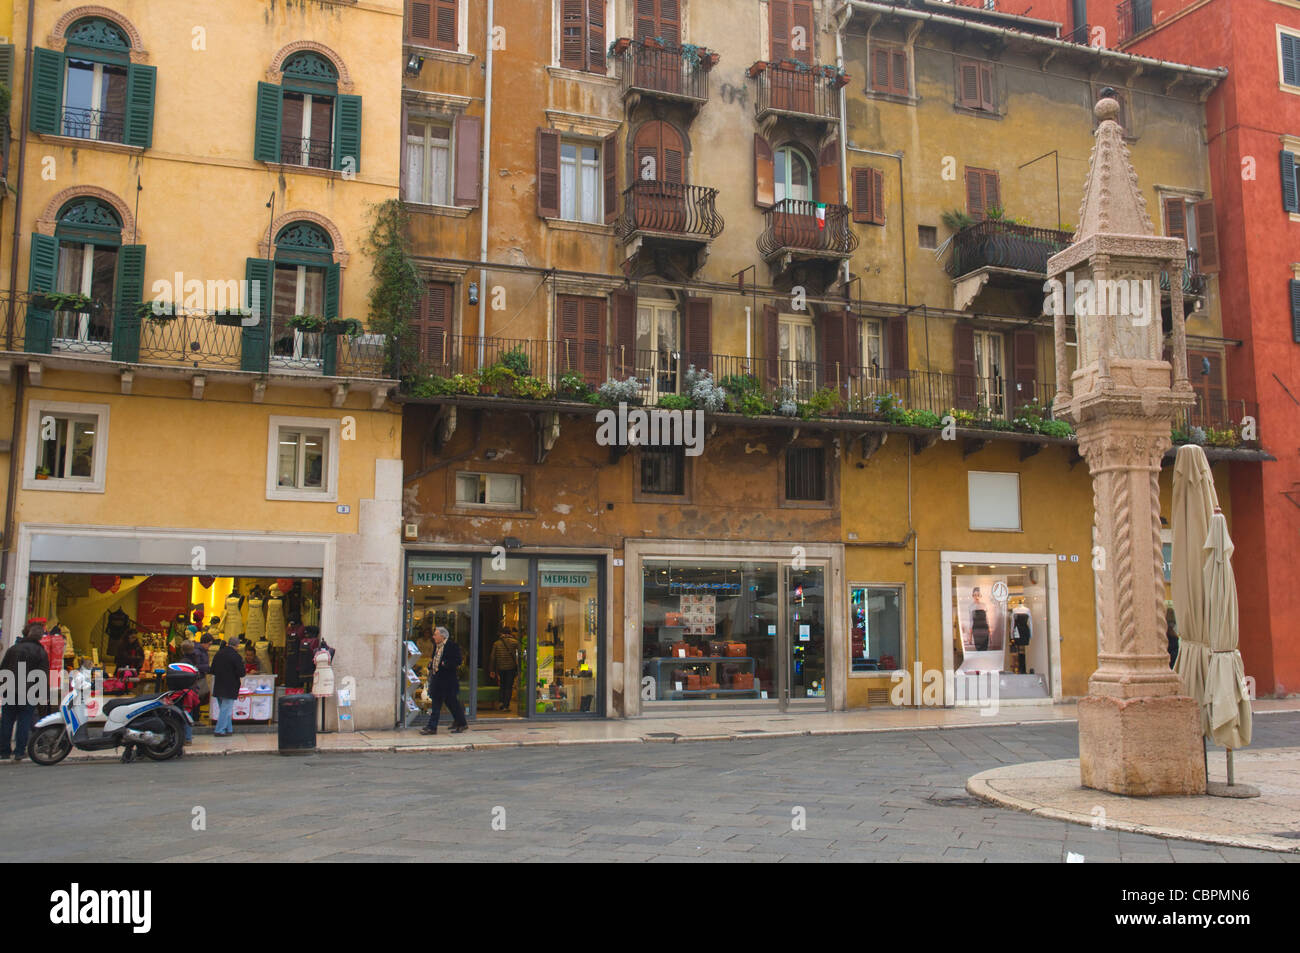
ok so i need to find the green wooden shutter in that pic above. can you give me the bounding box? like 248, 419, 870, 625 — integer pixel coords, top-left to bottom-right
111, 245, 146, 362
242, 258, 273, 372
333, 94, 361, 173
0, 45, 15, 91
322, 262, 340, 375
124, 64, 157, 149
1291, 279, 1300, 344
254, 82, 282, 163
1282, 151, 1298, 213
30, 48, 64, 135
25, 233, 59, 354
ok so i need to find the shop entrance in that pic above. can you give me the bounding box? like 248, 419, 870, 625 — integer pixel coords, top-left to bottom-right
474, 592, 529, 719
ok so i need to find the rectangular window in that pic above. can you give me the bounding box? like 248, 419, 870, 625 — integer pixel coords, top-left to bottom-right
869, 43, 909, 97
636, 301, 681, 399
918, 225, 937, 248
267, 416, 339, 501
281, 91, 334, 169
559, 138, 602, 222
968, 471, 1021, 531
852, 167, 885, 225
785, 446, 826, 502
850, 586, 903, 672
861, 318, 883, 376
63, 57, 128, 143
25, 402, 109, 493
1284, 30, 1300, 88
407, 0, 460, 52
277, 429, 328, 490
640, 446, 685, 495
779, 313, 816, 396
405, 119, 452, 205
955, 58, 995, 112
456, 472, 522, 508
559, 0, 607, 74
965, 167, 1001, 220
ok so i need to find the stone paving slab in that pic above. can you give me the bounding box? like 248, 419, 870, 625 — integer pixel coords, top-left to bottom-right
967, 746, 1300, 853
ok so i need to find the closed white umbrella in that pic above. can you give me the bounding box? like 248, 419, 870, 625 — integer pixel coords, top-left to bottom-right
1171, 444, 1214, 728
1202, 511, 1251, 751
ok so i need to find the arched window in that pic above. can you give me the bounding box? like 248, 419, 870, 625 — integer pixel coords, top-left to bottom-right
774, 145, 813, 204
29, 16, 155, 147
51, 198, 121, 350
270, 221, 338, 367
255, 51, 361, 172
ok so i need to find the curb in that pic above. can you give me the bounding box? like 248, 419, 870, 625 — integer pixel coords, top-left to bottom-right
966, 764, 1300, 854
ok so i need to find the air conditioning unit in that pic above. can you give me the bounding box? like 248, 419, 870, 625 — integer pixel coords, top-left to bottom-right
403, 523, 419, 540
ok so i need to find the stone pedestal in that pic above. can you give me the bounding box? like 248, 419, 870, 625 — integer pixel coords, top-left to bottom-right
1078, 695, 1206, 795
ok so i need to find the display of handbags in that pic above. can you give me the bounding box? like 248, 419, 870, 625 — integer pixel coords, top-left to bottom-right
725, 642, 747, 657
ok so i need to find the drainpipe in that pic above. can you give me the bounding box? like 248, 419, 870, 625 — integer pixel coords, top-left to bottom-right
476, 0, 495, 368
835, 3, 851, 291
0, 0, 39, 641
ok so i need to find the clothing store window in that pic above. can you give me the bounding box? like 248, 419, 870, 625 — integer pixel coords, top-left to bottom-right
266, 416, 339, 502
850, 585, 902, 672
951, 563, 1049, 698
967, 471, 1020, 531
455, 472, 522, 509
24, 401, 109, 492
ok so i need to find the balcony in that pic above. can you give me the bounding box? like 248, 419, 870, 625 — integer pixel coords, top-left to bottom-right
280, 135, 333, 170
758, 200, 857, 259
0, 293, 391, 399
615, 39, 713, 112
60, 107, 126, 144
1160, 249, 1206, 298
750, 61, 844, 128
616, 180, 723, 276
947, 220, 1074, 280
1116, 0, 1153, 44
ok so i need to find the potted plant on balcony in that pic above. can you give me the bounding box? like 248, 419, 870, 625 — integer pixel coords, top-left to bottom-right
34, 466, 50, 481
136, 300, 179, 323
324, 317, 364, 338
610, 37, 632, 56
288, 314, 326, 334
31, 291, 95, 313
214, 307, 252, 327
478, 362, 516, 396
748, 60, 768, 78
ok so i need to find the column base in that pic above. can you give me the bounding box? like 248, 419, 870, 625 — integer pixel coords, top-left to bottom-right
1078, 694, 1207, 796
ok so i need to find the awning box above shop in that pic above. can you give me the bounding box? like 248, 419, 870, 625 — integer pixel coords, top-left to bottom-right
30, 532, 326, 577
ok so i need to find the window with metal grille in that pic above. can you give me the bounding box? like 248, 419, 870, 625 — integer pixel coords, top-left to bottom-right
640, 446, 685, 495
785, 446, 826, 501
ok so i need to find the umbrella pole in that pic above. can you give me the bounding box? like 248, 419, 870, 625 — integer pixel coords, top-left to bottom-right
1227, 748, 1234, 786
1203, 737, 1208, 787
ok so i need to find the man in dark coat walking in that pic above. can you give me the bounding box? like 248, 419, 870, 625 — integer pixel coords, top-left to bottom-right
0, 623, 50, 761
210, 636, 245, 737
421, 626, 468, 735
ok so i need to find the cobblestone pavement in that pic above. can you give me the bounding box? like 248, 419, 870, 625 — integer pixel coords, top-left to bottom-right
3, 714, 1298, 862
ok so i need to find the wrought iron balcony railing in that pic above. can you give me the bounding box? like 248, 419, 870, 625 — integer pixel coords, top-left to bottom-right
0, 293, 386, 378
617, 40, 712, 104
1062, 22, 1091, 44
61, 107, 126, 144
615, 180, 724, 243
751, 62, 842, 123
1160, 249, 1207, 296
758, 199, 858, 258
1116, 0, 1153, 43
281, 136, 333, 169
946, 220, 1075, 279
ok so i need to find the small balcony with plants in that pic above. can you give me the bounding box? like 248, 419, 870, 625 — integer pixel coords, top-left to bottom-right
612, 37, 717, 114
943, 208, 1075, 281
615, 180, 724, 277
748, 59, 846, 128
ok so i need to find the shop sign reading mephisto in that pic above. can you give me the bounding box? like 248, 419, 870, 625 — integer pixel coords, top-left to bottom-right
413, 570, 465, 586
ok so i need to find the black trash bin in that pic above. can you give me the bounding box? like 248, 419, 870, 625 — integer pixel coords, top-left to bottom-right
277, 693, 317, 754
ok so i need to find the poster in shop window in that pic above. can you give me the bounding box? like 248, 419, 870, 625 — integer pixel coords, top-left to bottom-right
680, 594, 716, 635
136, 576, 191, 630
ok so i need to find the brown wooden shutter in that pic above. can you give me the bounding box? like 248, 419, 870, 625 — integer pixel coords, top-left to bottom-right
891, 50, 908, 95
965, 168, 985, 219
561, 0, 585, 70
763, 303, 781, 389
954, 324, 977, 410
587, 0, 606, 73
413, 281, 452, 366
791, 0, 814, 60
817, 138, 841, 206
612, 290, 637, 376
659, 0, 681, 46
886, 313, 909, 378
453, 115, 482, 207
1194, 199, 1219, 273
1163, 196, 1187, 242
1012, 329, 1037, 411
770, 0, 792, 61
820, 309, 849, 396
557, 294, 581, 374
634, 120, 685, 184
408, 1, 434, 44
684, 297, 713, 374
536, 128, 561, 218
983, 171, 1000, 215
979, 63, 995, 111
558, 295, 607, 385
754, 133, 774, 207
872, 169, 885, 224
604, 131, 619, 224
871, 47, 890, 92
958, 60, 980, 108
852, 167, 872, 223
433, 0, 457, 51
635, 0, 657, 42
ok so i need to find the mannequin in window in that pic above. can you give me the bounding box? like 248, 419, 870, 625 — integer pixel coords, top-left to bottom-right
105, 606, 132, 658
265, 584, 287, 650
245, 586, 267, 645
1011, 600, 1032, 673
223, 590, 244, 640
969, 587, 990, 652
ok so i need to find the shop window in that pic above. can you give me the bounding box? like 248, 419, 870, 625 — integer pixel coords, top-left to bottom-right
967, 471, 1021, 531
266, 416, 339, 502
784, 445, 826, 502
24, 401, 109, 493
639, 446, 685, 496
455, 472, 522, 509
850, 585, 903, 673
951, 563, 1050, 695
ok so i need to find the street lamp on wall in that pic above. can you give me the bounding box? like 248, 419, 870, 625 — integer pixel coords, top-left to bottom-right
405, 53, 424, 76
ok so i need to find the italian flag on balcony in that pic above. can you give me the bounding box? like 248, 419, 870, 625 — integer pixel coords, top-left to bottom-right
815, 203, 827, 230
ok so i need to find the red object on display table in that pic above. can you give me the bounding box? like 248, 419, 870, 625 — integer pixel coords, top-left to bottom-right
136, 576, 191, 629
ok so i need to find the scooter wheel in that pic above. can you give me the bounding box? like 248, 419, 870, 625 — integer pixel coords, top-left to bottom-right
140, 714, 185, 761
27, 725, 72, 765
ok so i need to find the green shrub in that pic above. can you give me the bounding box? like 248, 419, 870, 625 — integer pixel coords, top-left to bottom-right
512, 375, 553, 400
1039, 420, 1073, 439
807, 387, 842, 416
904, 409, 942, 428
557, 370, 590, 400
741, 393, 771, 417
656, 393, 693, 410
479, 363, 516, 393
500, 347, 531, 376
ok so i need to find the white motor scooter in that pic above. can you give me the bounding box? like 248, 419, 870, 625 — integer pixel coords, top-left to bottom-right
27, 663, 195, 765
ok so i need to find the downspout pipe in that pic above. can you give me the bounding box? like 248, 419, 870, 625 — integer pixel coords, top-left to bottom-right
1, 0, 40, 640
476, 0, 495, 368
835, 3, 851, 291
